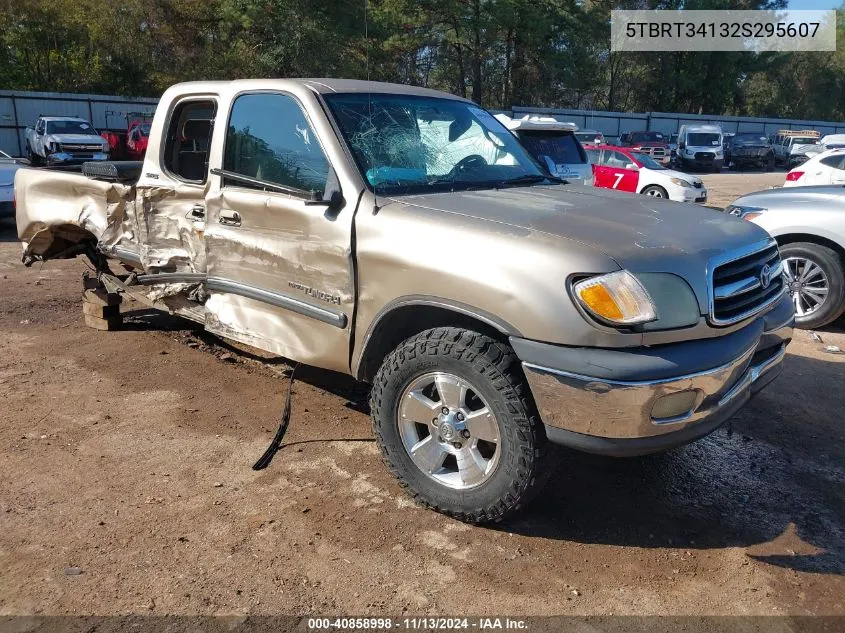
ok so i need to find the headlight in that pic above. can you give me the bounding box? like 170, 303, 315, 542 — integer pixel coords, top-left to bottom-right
572, 270, 658, 326
670, 177, 692, 188
725, 205, 766, 221
716, 150, 723, 157
685, 148, 694, 156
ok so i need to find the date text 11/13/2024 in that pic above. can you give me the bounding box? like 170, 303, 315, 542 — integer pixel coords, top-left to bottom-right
307, 617, 529, 630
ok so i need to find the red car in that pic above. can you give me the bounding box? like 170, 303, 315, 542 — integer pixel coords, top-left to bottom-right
100, 117, 153, 161
618, 131, 671, 165
585, 145, 707, 203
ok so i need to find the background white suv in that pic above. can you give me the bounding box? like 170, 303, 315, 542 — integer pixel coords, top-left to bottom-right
785, 149, 845, 187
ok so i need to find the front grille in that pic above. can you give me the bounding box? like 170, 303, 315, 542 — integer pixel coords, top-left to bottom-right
62, 144, 104, 152
695, 152, 715, 161
710, 242, 784, 325
637, 146, 666, 159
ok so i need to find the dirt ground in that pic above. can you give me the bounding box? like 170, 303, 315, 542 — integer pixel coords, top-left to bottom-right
0, 171, 843, 618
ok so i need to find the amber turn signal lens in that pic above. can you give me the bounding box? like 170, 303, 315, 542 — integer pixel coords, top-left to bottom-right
573, 270, 658, 326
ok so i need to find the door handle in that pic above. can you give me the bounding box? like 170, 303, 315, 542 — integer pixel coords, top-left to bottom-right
187, 205, 205, 220
219, 210, 242, 227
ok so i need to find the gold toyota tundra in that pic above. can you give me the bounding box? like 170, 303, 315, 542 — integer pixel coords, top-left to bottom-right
15, 79, 794, 522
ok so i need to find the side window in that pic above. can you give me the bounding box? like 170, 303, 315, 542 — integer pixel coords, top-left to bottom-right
585, 149, 601, 164
605, 151, 630, 168
820, 155, 845, 170
223, 93, 329, 195
36, 120, 44, 134
163, 99, 217, 183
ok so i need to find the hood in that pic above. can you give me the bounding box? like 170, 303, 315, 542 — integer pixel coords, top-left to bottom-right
732, 140, 769, 148
46, 133, 107, 145
656, 167, 703, 185
386, 184, 769, 307
791, 143, 819, 155
0, 163, 20, 186
735, 185, 845, 209
631, 141, 669, 148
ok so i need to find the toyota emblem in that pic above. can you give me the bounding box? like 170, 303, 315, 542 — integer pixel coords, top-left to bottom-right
760, 263, 772, 289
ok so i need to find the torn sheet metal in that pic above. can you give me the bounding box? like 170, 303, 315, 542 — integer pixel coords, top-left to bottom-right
136, 184, 207, 274
15, 167, 139, 262
15, 168, 207, 277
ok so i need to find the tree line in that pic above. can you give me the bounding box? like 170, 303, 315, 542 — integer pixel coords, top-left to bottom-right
2, 0, 844, 121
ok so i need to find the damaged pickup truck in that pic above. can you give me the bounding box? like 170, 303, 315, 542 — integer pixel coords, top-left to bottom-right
16, 79, 794, 522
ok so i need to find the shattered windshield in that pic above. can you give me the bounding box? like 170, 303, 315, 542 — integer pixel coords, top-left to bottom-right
45, 120, 97, 135
324, 93, 550, 194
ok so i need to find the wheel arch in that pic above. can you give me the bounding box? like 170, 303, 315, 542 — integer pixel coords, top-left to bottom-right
354, 298, 519, 382
775, 233, 845, 262
639, 183, 668, 196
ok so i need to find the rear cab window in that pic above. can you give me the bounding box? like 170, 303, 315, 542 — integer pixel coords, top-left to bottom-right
162, 99, 218, 183
518, 131, 587, 166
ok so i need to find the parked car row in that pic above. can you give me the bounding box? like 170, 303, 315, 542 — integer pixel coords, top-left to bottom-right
496, 115, 707, 203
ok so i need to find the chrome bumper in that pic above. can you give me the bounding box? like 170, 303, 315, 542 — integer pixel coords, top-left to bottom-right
521, 320, 792, 456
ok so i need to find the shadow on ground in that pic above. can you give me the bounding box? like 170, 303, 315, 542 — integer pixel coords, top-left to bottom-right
499, 352, 844, 577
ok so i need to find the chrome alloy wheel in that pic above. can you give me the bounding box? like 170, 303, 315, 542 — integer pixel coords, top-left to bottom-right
645, 188, 666, 197
783, 256, 830, 317
397, 372, 501, 490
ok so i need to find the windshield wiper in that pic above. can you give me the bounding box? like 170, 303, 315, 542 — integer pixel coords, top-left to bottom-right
498, 174, 565, 187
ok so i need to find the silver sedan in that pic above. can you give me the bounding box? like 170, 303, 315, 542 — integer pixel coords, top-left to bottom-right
727, 185, 845, 329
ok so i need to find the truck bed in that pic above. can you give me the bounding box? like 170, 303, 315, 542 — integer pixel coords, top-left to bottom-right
15, 162, 143, 264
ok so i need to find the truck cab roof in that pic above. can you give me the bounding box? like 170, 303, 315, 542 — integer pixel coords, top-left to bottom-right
493, 114, 578, 132
164, 78, 472, 101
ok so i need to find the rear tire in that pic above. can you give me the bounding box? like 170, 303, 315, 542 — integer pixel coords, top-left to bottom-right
780, 242, 845, 330
370, 327, 552, 523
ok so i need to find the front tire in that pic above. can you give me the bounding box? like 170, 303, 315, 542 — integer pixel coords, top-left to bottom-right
370, 327, 551, 523
641, 185, 668, 199
27, 144, 41, 166
780, 242, 845, 329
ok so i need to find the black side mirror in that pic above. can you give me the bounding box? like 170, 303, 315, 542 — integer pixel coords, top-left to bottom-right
305, 168, 345, 211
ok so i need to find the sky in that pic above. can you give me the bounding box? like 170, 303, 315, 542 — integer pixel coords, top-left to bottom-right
787, 0, 840, 8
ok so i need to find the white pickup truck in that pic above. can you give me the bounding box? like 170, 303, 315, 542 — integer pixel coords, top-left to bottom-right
24, 116, 110, 166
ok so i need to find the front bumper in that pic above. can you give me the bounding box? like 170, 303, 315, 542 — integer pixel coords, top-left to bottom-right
513, 295, 793, 456
674, 186, 707, 203
46, 152, 109, 165
681, 156, 724, 170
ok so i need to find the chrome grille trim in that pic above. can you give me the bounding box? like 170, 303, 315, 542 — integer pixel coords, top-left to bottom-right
708, 239, 786, 326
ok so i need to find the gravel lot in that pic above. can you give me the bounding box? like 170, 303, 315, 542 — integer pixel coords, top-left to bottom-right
1, 171, 843, 618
